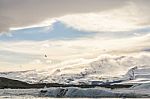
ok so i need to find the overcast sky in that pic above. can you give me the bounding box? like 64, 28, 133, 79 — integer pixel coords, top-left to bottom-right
0, 0, 150, 33
0, 0, 150, 71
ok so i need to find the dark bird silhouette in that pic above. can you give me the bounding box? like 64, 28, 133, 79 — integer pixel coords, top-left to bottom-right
44, 54, 47, 58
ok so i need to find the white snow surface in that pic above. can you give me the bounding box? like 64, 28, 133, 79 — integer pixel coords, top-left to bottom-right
0, 54, 150, 84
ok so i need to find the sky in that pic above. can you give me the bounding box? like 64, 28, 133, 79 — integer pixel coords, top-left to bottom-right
0, 0, 150, 71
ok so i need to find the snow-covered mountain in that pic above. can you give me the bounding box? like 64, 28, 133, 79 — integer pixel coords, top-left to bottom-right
0, 53, 150, 85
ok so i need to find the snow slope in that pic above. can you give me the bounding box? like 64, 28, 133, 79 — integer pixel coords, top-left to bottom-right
0, 53, 150, 85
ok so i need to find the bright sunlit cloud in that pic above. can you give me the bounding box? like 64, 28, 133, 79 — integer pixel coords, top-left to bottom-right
0, 33, 150, 71
59, 3, 149, 32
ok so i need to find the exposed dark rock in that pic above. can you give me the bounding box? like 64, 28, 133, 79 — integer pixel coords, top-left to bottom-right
0, 77, 29, 89
0, 77, 133, 89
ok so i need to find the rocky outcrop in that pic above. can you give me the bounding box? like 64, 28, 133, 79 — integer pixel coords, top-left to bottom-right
0, 77, 29, 89
0, 77, 133, 89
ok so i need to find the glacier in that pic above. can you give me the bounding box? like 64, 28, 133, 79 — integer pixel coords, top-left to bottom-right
1, 53, 150, 84
1, 53, 150, 97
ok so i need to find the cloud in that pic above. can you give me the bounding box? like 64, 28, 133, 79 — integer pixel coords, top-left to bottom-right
59, 2, 150, 32
129, 0, 150, 26
0, 0, 150, 72
1, 0, 150, 33
0, 32, 150, 71
0, 0, 129, 33
0, 21, 95, 41
1, 33, 150, 61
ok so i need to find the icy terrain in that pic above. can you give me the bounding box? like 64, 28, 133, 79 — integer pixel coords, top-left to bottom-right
0, 53, 150, 97
0, 85, 150, 98
1, 53, 150, 84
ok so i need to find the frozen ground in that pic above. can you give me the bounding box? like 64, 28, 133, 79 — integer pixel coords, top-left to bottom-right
0, 84, 150, 98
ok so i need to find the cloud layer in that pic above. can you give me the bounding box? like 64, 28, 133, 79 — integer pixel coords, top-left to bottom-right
0, 32, 150, 71
1, 0, 150, 33
0, 0, 150, 72
0, 0, 129, 33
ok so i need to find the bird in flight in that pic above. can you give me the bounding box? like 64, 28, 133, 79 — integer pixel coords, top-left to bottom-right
44, 54, 47, 58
